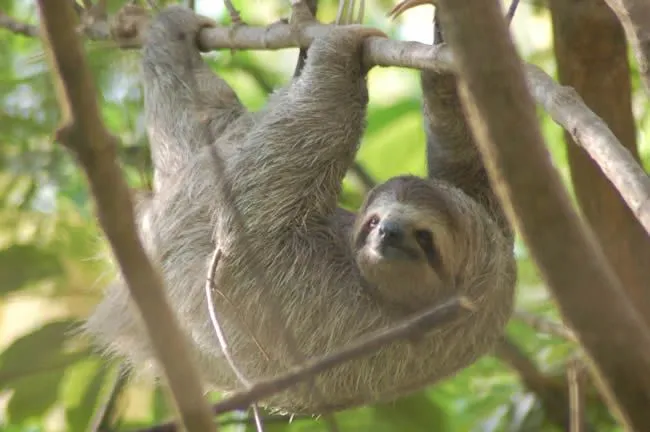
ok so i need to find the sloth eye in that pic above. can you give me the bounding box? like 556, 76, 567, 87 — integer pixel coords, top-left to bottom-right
366, 215, 380, 230
414, 229, 439, 266
415, 229, 433, 250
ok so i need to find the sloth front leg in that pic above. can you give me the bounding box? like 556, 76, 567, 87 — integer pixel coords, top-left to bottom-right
142, 6, 247, 192
229, 26, 386, 235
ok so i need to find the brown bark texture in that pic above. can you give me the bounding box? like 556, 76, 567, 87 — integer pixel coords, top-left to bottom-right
549, 0, 650, 326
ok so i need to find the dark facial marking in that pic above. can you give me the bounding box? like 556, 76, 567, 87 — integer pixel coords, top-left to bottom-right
414, 228, 444, 275
355, 214, 378, 249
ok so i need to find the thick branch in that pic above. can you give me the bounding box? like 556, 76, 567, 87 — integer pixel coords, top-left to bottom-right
548, 0, 650, 326
602, 0, 650, 95
434, 0, 650, 430
35, 2, 215, 431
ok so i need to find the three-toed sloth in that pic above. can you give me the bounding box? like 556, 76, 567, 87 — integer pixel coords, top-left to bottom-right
85, 5, 516, 414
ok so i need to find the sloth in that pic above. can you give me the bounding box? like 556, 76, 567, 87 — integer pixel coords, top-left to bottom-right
84, 5, 516, 414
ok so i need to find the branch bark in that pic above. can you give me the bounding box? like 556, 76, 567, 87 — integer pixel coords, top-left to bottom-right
601, 0, 650, 96
35, 2, 215, 431
433, 0, 650, 430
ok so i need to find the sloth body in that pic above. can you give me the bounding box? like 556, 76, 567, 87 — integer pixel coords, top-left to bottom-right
85, 6, 516, 413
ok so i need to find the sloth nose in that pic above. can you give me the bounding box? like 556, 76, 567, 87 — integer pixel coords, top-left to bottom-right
378, 220, 404, 244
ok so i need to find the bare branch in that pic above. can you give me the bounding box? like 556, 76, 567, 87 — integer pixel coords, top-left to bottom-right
145, 297, 470, 431
0, 12, 39, 37
602, 0, 650, 95
568, 356, 586, 432
211, 297, 470, 413
205, 248, 264, 431
433, 0, 650, 430
513, 310, 577, 342
494, 338, 576, 430
348, 161, 376, 194
525, 64, 650, 236
35, 1, 215, 431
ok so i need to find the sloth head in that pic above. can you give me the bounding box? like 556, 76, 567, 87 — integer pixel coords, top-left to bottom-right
353, 175, 467, 310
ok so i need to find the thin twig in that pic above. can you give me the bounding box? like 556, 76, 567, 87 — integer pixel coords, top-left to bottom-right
601, 0, 650, 96
205, 248, 251, 386
205, 247, 264, 432
568, 356, 586, 432
143, 296, 470, 432
210, 296, 471, 413
35, 2, 215, 431
0, 13, 39, 37
505, 0, 521, 23
348, 161, 376, 194
138, 414, 315, 432
513, 310, 577, 342
204, 144, 341, 432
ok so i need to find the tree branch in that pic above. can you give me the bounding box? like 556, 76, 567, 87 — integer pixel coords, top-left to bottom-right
0, 12, 39, 37
525, 64, 650, 238
513, 310, 577, 342
494, 338, 581, 430
433, 0, 650, 430
137, 297, 471, 431
568, 356, 586, 432
35, 1, 215, 431
602, 0, 650, 96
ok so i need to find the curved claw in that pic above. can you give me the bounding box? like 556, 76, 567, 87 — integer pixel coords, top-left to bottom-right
387, 0, 433, 20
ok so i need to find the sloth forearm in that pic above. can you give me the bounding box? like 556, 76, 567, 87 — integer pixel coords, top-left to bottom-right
421, 72, 508, 231
143, 7, 245, 188
228, 35, 369, 232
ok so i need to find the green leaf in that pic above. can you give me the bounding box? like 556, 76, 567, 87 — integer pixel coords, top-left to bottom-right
365, 98, 421, 138
0, 320, 87, 387
370, 393, 448, 431
152, 384, 173, 423
6, 367, 65, 425
0, 244, 65, 295
63, 358, 111, 432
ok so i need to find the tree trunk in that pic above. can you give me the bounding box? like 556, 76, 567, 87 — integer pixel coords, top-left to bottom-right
549, 0, 650, 325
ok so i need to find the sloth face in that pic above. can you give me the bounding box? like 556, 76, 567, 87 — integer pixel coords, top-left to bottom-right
355, 212, 440, 270
352, 176, 460, 309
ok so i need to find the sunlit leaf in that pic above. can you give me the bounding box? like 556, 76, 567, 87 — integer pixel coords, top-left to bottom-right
0, 320, 87, 387
0, 244, 64, 295
63, 358, 112, 432
371, 393, 448, 430
6, 366, 64, 425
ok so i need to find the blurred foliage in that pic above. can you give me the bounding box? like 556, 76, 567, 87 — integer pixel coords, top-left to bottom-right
0, 0, 647, 431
